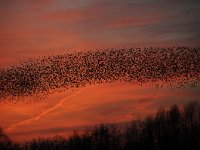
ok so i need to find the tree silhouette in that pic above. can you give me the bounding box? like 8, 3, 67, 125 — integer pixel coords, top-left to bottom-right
1, 101, 200, 150
0, 127, 20, 150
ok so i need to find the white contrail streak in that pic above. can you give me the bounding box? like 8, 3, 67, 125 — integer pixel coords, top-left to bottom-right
5, 88, 87, 132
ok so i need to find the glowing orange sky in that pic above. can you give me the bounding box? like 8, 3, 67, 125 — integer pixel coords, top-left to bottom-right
0, 83, 199, 141
0, 0, 200, 141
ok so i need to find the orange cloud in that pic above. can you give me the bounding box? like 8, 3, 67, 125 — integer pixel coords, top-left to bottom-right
1, 82, 199, 141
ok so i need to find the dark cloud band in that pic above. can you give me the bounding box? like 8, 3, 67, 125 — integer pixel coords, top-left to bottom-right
0, 47, 200, 102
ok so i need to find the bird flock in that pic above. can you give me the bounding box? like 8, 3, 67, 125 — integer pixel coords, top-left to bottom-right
0, 47, 200, 103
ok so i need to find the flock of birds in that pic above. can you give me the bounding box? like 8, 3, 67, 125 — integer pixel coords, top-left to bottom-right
0, 47, 200, 103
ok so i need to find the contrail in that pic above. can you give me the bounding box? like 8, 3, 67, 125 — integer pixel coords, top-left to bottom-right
5, 87, 87, 132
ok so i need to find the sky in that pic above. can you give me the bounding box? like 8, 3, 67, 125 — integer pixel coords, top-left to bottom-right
0, 0, 200, 141
0, 0, 200, 66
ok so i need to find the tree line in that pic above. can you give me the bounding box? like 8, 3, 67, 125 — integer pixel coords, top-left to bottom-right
1, 101, 200, 150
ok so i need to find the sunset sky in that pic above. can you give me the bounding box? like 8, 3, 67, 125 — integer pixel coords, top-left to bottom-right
0, 0, 200, 141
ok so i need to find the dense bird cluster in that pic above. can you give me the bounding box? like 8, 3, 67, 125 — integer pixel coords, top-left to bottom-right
0, 47, 200, 102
